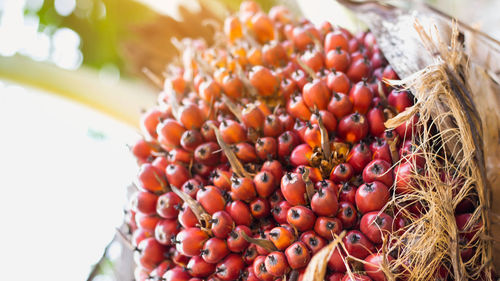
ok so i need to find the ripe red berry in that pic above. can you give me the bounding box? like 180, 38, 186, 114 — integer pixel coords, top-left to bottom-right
134, 237, 168, 271
355, 181, 390, 214
178, 203, 198, 228
287, 206, 316, 231
324, 31, 348, 52
364, 253, 393, 281
157, 192, 182, 219
157, 119, 186, 148
311, 187, 339, 216
155, 219, 180, 245
187, 255, 216, 277
360, 212, 393, 244
232, 142, 258, 163
137, 163, 167, 193
219, 119, 247, 144
253, 255, 274, 281
370, 138, 392, 164
343, 230, 375, 259
330, 163, 354, 183
215, 254, 245, 281
210, 211, 234, 238
326, 47, 351, 72
249, 65, 280, 97
341, 273, 373, 281
289, 144, 313, 167
201, 237, 230, 264
314, 217, 343, 240
226, 200, 253, 226
285, 241, 311, 269
338, 113, 369, 143
337, 201, 358, 228
281, 172, 307, 206
349, 81, 373, 114
326, 70, 351, 94
265, 251, 290, 277
255, 137, 278, 160
175, 227, 209, 257
300, 230, 327, 254
367, 106, 386, 137
254, 171, 276, 198
165, 163, 190, 188
347, 58, 371, 82
271, 201, 292, 224
131, 191, 159, 215
347, 143, 372, 173
302, 79, 331, 110
362, 159, 394, 187
196, 185, 226, 215
227, 225, 252, 253
163, 267, 191, 281
179, 104, 205, 130
250, 197, 271, 218
269, 226, 295, 250
287, 94, 312, 121
388, 90, 413, 113
231, 176, 257, 201
327, 247, 347, 273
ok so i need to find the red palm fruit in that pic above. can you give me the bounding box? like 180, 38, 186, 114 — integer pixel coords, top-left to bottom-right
241, 105, 265, 131
293, 119, 308, 142
285, 242, 311, 269
215, 254, 245, 281
243, 245, 258, 264
249, 66, 280, 97
180, 130, 204, 152
132, 228, 153, 246
278, 131, 300, 159
253, 256, 274, 281
261, 160, 285, 183
315, 179, 338, 194
250, 197, 271, 219
349, 81, 373, 114
262, 42, 288, 67
165, 163, 189, 188
179, 201, 198, 227
341, 274, 373, 281
364, 253, 393, 281
302, 79, 330, 110
304, 123, 322, 148
265, 252, 290, 277
155, 218, 180, 245
179, 104, 204, 130
337, 201, 358, 228
343, 230, 375, 259
210, 211, 233, 239
149, 260, 172, 280
135, 212, 161, 231
182, 179, 202, 199
324, 31, 348, 52
293, 24, 320, 51
399, 140, 425, 167
232, 142, 258, 163
131, 191, 158, 215
271, 201, 292, 224
187, 256, 216, 277
388, 90, 413, 113
339, 183, 357, 204
281, 78, 298, 101
201, 120, 218, 142
347, 143, 372, 173
166, 148, 191, 165
131, 139, 154, 163
326, 47, 351, 72
455, 213, 481, 241
247, 46, 264, 66
227, 225, 252, 253
394, 161, 421, 194
281, 172, 307, 205
314, 217, 343, 240
157, 192, 182, 219
278, 112, 295, 131
291, 69, 309, 90
355, 181, 390, 214
300, 231, 327, 254
263, 115, 284, 137
134, 237, 167, 271
222, 73, 244, 99
224, 15, 243, 42
287, 94, 312, 121
141, 108, 167, 139
363, 159, 393, 187
137, 163, 167, 193
382, 65, 398, 80
360, 212, 393, 244
370, 138, 392, 164
199, 79, 221, 102
226, 200, 253, 226
395, 114, 419, 140
255, 230, 272, 255
290, 144, 313, 167
171, 249, 190, 266
295, 166, 323, 184
301, 48, 324, 72
194, 142, 221, 166
310, 110, 337, 132
250, 12, 274, 43
269, 226, 295, 250
211, 169, 232, 192
367, 106, 385, 137
220, 120, 247, 144
347, 58, 371, 82
287, 206, 316, 231
383, 129, 398, 146
231, 177, 257, 201
201, 237, 230, 264
196, 185, 226, 215
175, 227, 209, 257
330, 163, 354, 183
327, 70, 351, 94
328, 92, 353, 121
163, 267, 191, 281
311, 187, 339, 216
327, 247, 347, 273
338, 113, 369, 143
254, 171, 276, 198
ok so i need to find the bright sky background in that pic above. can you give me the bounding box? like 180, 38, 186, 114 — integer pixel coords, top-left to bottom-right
0, 80, 139, 281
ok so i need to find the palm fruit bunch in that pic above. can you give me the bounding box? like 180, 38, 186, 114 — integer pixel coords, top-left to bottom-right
125, 1, 479, 281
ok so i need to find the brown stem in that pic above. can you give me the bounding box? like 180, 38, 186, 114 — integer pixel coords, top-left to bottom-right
301, 168, 315, 204
171, 186, 212, 228
240, 231, 277, 252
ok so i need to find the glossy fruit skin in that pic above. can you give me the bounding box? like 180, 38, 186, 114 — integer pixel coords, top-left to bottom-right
215, 254, 245, 281
250, 197, 271, 218
253, 256, 274, 281
370, 138, 392, 164
201, 237, 230, 264
226, 200, 253, 226
327, 71, 351, 94
131, 191, 159, 215
187, 255, 216, 277
179, 203, 198, 228
163, 267, 191, 281
343, 230, 375, 259
326, 47, 351, 72
227, 225, 252, 253
157, 192, 182, 219
155, 219, 180, 245
355, 181, 390, 214
263, 115, 284, 137
330, 163, 354, 183
388, 90, 413, 113
287, 206, 316, 231
337, 201, 358, 228
249, 65, 280, 97
210, 211, 233, 239
302, 79, 331, 110
281, 172, 307, 205
231, 177, 257, 201
337, 113, 369, 143
347, 143, 373, 173
165, 163, 190, 188
311, 187, 339, 216
339, 183, 357, 204
287, 94, 312, 121
300, 231, 327, 254
289, 143, 313, 167
394, 161, 420, 194
134, 237, 168, 271
285, 242, 311, 269
269, 226, 295, 250
175, 227, 209, 257
360, 212, 393, 244
314, 217, 343, 240
327, 248, 347, 273
362, 159, 394, 187
137, 163, 167, 193
349, 82, 374, 114
341, 274, 373, 281
196, 186, 226, 215
254, 171, 276, 198
255, 137, 278, 160
272, 201, 292, 225
367, 106, 386, 137
310, 110, 337, 132
179, 104, 205, 130
157, 119, 186, 148
325, 31, 348, 52
265, 251, 289, 277
364, 253, 393, 281
220, 120, 247, 144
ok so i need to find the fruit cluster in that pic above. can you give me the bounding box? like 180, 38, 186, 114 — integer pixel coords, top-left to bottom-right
124, 2, 478, 281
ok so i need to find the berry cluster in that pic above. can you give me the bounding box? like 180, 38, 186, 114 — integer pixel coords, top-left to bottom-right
124, 2, 477, 281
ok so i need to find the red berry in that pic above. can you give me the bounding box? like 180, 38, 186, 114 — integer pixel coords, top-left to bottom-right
364, 253, 393, 281
289, 144, 313, 167
131, 191, 159, 215
347, 143, 372, 173
157, 119, 186, 148
326, 47, 351, 72
227, 225, 252, 253
231, 177, 257, 201
215, 254, 245, 281
137, 163, 167, 193
338, 113, 369, 143
355, 181, 390, 214
187, 255, 216, 277
343, 230, 375, 259
254, 171, 276, 198
360, 212, 393, 244
163, 267, 191, 281
336, 201, 358, 228
250, 197, 271, 218
285, 241, 311, 269
326, 71, 351, 94
281, 172, 307, 206
271, 201, 292, 225
311, 187, 339, 216
175, 227, 209, 257
330, 163, 354, 183
134, 237, 168, 271
255, 137, 278, 160
197, 185, 226, 215
155, 219, 180, 245
269, 226, 295, 250
287, 206, 316, 231
226, 200, 253, 226
201, 237, 230, 264
210, 211, 234, 238
314, 217, 343, 240
324, 31, 348, 52
302, 79, 331, 110
300, 230, 327, 254
265, 252, 289, 277
253, 256, 274, 281
362, 159, 394, 187
157, 192, 182, 219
